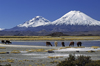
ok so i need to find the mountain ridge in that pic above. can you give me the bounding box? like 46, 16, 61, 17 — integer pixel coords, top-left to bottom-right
3, 10, 100, 35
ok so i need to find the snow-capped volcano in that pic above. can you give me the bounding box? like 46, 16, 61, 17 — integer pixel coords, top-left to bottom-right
17, 16, 51, 28
52, 10, 100, 26
5, 10, 100, 33
17, 11, 100, 28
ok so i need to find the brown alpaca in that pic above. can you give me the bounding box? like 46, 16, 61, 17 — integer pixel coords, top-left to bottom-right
46, 42, 52, 46
77, 42, 82, 47
61, 42, 65, 47
1, 40, 5, 44
69, 42, 74, 46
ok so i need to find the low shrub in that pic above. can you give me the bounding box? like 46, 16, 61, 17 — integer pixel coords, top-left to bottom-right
57, 54, 95, 66
85, 60, 100, 66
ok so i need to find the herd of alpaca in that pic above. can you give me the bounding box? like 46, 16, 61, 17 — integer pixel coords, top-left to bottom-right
1, 40, 82, 47
1, 40, 12, 44
46, 41, 82, 47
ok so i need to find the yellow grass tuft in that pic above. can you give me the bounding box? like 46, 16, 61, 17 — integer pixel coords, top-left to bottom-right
7, 59, 14, 63
45, 49, 56, 52
42, 64, 45, 66
91, 46, 100, 49
48, 56, 63, 59
48, 49, 56, 51
18, 60, 23, 62
23, 59, 29, 61
74, 46, 85, 48
27, 50, 35, 53
27, 49, 45, 53
86, 50, 95, 52
26, 49, 29, 51
60, 46, 71, 49
79, 46, 85, 48
0, 60, 7, 62
60, 47, 66, 49
0, 47, 6, 49
36, 49, 45, 52
0, 52, 7, 54
65, 46, 71, 48
29, 65, 32, 66
11, 50, 21, 54
53, 60, 61, 63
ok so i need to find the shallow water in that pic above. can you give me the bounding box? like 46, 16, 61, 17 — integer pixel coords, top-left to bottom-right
12, 40, 100, 47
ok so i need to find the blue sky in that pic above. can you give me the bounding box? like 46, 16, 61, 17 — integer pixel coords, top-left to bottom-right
0, 0, 100, 29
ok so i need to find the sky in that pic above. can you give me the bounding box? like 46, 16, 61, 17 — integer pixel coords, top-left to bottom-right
0, 0, 100, 29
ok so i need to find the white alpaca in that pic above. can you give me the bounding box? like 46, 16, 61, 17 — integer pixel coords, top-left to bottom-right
54, 41, 58, 47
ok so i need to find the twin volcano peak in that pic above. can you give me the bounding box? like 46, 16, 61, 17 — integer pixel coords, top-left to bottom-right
17, 10, 100, 28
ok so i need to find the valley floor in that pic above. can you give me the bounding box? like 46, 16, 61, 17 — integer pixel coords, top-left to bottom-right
0, 44, 100, 66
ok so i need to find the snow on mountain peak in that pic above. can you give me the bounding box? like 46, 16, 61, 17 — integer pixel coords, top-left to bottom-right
17, 16, 51, 28
52, 10, 100, 26
17, 10, 100, 28
35, 16, 42, 18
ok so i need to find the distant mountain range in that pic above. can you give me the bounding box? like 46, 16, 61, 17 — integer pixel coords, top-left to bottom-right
2, 10, 100, 36
0, 28, 4, 31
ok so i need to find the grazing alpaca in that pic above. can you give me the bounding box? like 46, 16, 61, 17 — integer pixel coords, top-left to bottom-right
77, 42, 82, 47
1, 40, 6, 44
69, 42, 74, 46
61, 42, 65, 47
5, 40, 12, 44
46, 42, 52, 46
54, 41, 58, 47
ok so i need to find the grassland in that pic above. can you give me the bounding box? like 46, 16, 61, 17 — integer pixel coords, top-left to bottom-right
0, 36, 100, 41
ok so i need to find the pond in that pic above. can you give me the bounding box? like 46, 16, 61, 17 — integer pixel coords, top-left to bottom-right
11, 40, 100, 47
